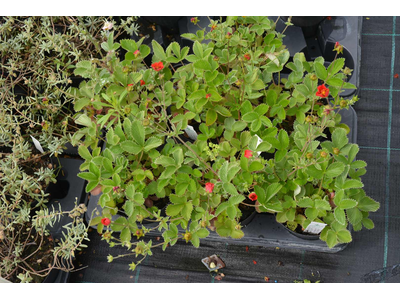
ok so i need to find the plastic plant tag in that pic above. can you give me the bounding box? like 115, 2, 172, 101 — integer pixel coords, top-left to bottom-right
185, 125, 198, 141
30, 135, 44, 153
201, 254, 225, 272
304, 222, 327, 235
255, 134, 263, 156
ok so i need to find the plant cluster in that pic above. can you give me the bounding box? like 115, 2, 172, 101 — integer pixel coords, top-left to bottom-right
0, 16, 141, 282
72, 16, 380, 271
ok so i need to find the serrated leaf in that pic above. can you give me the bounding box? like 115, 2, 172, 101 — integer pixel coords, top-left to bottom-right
339, 199, 357, 209
314, 62, 328, 80
326, 230, 338, 248
334, 208, 346, 225
151, 40, 167, 60
362, 218, 375, 229
325, 162, 345, 178
358, 196, 380, 212
166, 204, 184, 216
337, 229, 352, 243
327, 58, 345, 75
120, 141, 142, 154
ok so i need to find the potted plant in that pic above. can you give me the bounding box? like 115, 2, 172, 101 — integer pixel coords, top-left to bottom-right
71, 16, 379, 271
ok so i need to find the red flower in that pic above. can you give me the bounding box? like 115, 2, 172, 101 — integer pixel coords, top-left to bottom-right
244, 53, 251, 61
249, 192, 258, 201
140, 80, 145, 86
206, 93, 211, 99
253, 260, 257, 265
244, 150, 253, 158
151, 61, 164, 72
395, 74, 399, 79
205, 182, 215, 193
211, 24, 217, 32
101, 218, 111, 226
316, 84, 329, 98
127, 83, 134, 87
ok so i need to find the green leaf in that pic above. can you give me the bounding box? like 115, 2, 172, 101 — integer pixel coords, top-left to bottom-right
339, 199, 357, 210
334, 208, 346, 225
249, 161, 264, 172
144, 137, 162, 151
86, 180, 99, 193
265, 183, 282, 202
78, 172, 98, 182
188, 89, 206, 100
111, 217, 127, 231
125, 184, 135, 200
223, 182, 238, 195
326, 230, 338, 248
166, 204, 184, 216
332, 128, 348, 150
182, 202, 193, 220
325, 162, 345, 178
193, 41, 203, 58
337, 229, 352, 243
347, 208, 363, 225
340, 179, 364, 190
194, 59, 212, 71
278, 130, 289, 149
197, 228, 209, 238
206, 109, 218, 126
358, 196, 380, 212
151, 40, 167, 60
120, 228, 131, 242
218, 161, 228, 182
362, 218, 375, 229
131, 120, 145, 146
305, 207, 318, 220
155, 156, 176, 167
120, 141, 142, 154
298, 197, 314, 208
314, 62, 328, 80
326, 77, 344, 87
327, 58, 345, 75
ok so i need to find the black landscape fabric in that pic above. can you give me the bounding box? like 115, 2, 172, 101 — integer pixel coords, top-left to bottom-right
69, 16, 400, 283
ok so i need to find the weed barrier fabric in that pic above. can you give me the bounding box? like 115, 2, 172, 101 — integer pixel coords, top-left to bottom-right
69, 16, 400, 283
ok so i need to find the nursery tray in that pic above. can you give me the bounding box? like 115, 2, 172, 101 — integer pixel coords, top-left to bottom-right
274, 16, 362, 98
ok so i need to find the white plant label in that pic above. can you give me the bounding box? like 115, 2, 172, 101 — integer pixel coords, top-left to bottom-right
185, 125, 198, 141
255, 134, 263, 156
304, 222, 327, 235
30, 135, 44, 153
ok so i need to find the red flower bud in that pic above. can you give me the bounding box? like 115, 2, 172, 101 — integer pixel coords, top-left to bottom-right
249, 192, 258, 201
244, 53, 251, 61
244, 150, 253, 158
101, 218, 111, 226
151, 61, 164, 72
205, 182, 215, 193
206, 93, 211, 99
140, 80, 145, 86
133, 50, 140, 57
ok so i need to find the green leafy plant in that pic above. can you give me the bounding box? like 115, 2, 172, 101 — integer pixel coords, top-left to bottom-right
72, 16, 379, 271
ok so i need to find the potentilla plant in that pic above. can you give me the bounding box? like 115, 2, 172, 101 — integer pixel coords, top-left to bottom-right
73, 16, 379, 270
